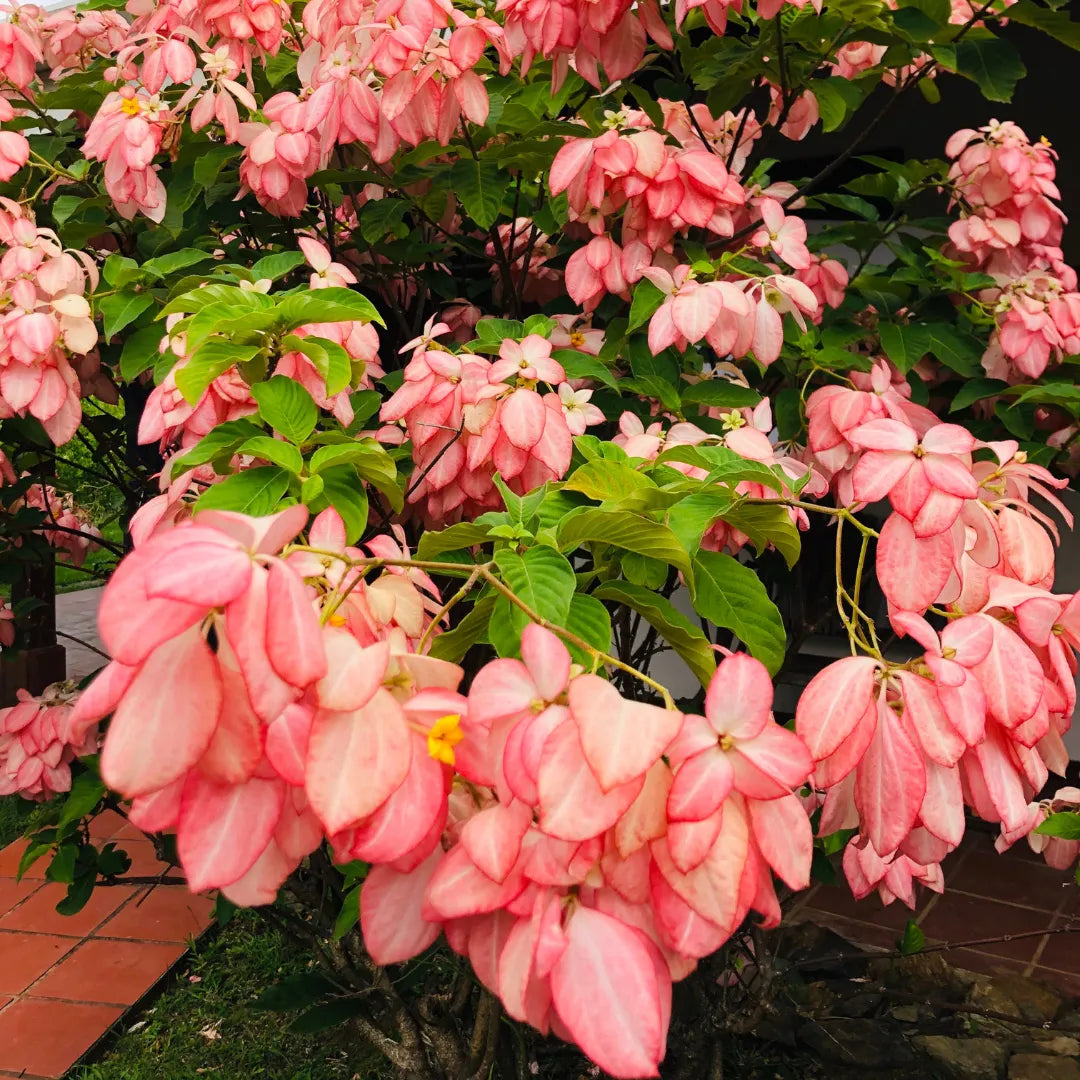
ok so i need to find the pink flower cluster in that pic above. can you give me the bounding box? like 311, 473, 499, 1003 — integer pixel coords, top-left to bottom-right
614, 402, 826, 558
0, 201, 100, 447
802, 367, 1080, 905
0, 682, 95, 800
639, 260, 818, 367
945, 121, 1080, 381
380, 331, 602, 522
67, 505, 451, 906
82, 86, 172, 223
139, 243, 382, 453
362, 637, 812, 1079
22, 480, 103, 566
998, 786, 1080, 871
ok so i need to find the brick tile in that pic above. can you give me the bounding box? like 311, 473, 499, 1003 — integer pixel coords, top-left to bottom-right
112, 822, 145, 841
1037, 921, 1080, 973
95, 887, 214, 943
0, 883, 138, 938
0, 876, 41, 916
109, 839, 176, 880
0, 838, 47, 880
919, 894, 1054, 962
29, 938, 185, 1006
87, 810, 126, 841
797, 908, 901, 953
944, 948, 1026, 978
807, 883, 923, 930
1031, 965, 1080, 997
0, 998, 123, 1078
949, 848, 1072, 912
0, 931, 79, 995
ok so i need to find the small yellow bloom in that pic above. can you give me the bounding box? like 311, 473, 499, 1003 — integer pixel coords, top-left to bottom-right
427, 714, 464, 766
120, 97, 142, 117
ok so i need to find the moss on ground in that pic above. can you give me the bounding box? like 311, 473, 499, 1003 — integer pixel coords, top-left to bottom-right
70, 910, 383, 1080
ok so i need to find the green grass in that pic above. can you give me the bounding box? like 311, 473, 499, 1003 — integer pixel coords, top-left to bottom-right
55, 521, 122, 595
0, 796, 35, 848
70, 911, 383, 1080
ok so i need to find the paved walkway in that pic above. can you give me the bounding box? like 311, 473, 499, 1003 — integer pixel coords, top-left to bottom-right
0, 589, 1075, 1076
0, 811, 213, 1079
55, 588, 105, 685
791, 829, 1080, 994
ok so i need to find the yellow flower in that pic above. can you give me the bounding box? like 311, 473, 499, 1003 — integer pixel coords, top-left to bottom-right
120, 97, 142, 117
427, 714, 464, 766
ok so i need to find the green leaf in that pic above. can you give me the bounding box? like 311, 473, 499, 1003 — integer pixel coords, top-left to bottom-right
666, 494, 732, 558
253, 973, 336, 1012
813, 77, 864, 132
193, 144, 241, 188
289, 997, 370, 1033
238, 436, 304, 473
17, 840, 52, 881
161, 282, 273, 317
289, 334, 353, 396
558, 509, 694, 587
301, 474, 325, 504
100, 291, 154, 341
593, 581, 717, 688
893, 5, 942, 39
654, 445, 783, 494
214, 894, 238, 927
103, 254, 142, 288
718, 502, 802, 569
333, 886, 361, 941
166, 418, 264, 475
691, 550, 787, 675
949, 378, 1008, 413
142, 249, 214, 279
45, 843, 78, 884
1007, 0, 1080, 50
899, 920, 926, 955
813, 193, 880, 221
56, 773, 106, 831
359, 198, 410, 242
878, 322, 933, 374
194, 467, 291, 516
315, 465, 370, 544
96, 842, 132, 877
118, 323, 167, 381
451, 159, 504, 229
551, 350, 621, 390
1035, 812, 1080, 840
55, 875, 95, 916
926, 323, 984, 377
417, 522, 492, 560
251, 376, 319, 443
428, 594, 496, 661
950, 36, 1027, 102
621, 552, 669, 589
627, 279, 665, 332
309, 442, 381, 475
251, 251, 307, 282
680, 381, 762, 409
562, 593, 613, 665
278, 287, 383, 330
475, 317, 526, 343
176, 341, 260, 405
490, 546, 576, 656
1014, 383, 1080, 409
563, 460, 656, 502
